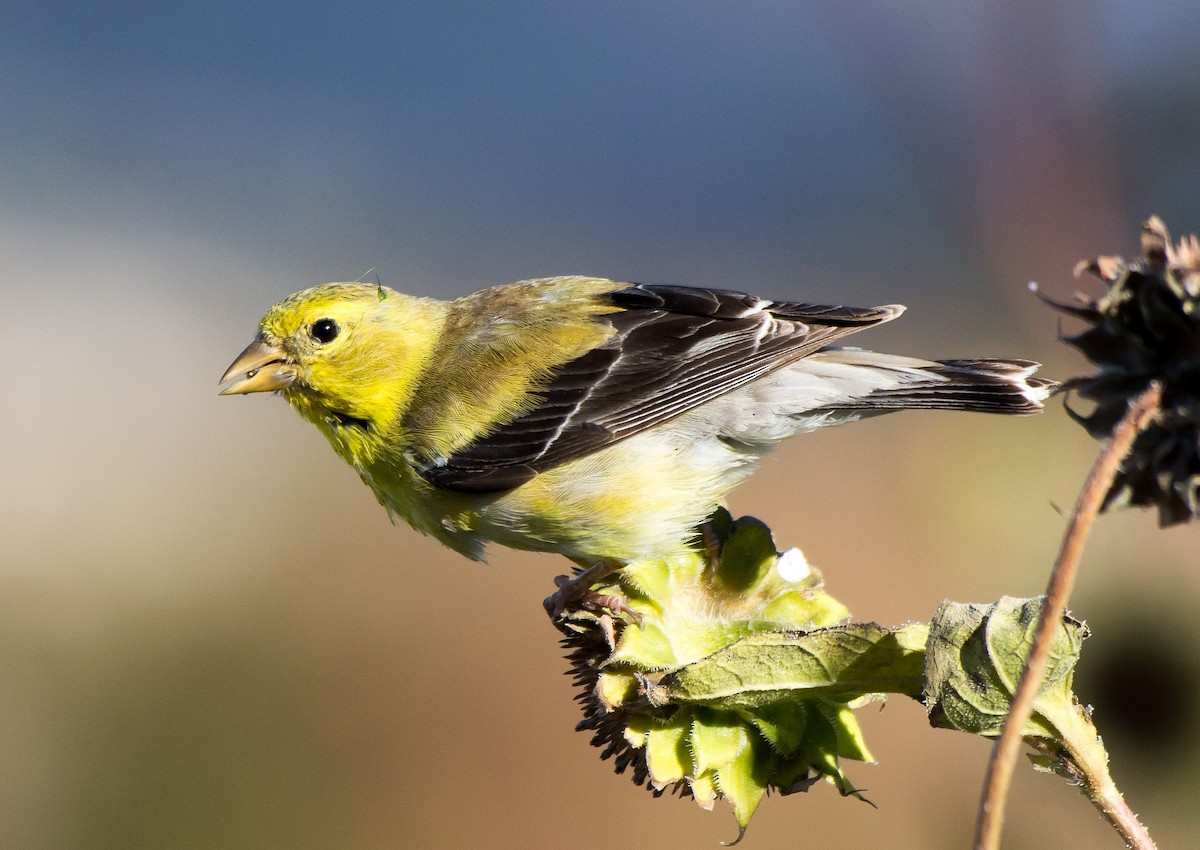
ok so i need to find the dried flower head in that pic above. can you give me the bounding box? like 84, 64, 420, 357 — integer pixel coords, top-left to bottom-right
1035, 216, 1200, 524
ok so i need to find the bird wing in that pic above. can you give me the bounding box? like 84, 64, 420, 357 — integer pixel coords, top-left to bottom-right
421, 283, 902, 493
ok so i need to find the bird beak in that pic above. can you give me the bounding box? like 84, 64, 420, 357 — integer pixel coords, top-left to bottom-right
218, 335, 296, 395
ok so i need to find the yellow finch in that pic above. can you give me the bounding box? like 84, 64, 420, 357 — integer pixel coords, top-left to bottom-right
220, 277, 1052, 565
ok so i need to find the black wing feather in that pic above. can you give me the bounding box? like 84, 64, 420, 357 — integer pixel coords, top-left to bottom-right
422, 284, 900, 493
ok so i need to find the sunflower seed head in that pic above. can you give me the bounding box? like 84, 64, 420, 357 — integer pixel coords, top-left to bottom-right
558, 510, 872, 834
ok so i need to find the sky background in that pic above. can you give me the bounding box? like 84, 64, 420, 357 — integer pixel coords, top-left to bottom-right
3, 2, 1199, 848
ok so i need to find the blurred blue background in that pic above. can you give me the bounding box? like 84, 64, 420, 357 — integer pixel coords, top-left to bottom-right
3, 2, 1198, 848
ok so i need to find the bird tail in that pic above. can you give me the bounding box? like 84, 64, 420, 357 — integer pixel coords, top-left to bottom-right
687, 349, 1055, 448
830, 355, 1056, 415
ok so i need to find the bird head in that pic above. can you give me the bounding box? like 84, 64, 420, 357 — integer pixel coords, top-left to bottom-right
219, 282, 445, 442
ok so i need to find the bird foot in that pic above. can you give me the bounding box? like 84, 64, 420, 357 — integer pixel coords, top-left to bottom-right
543, 562, 641, 624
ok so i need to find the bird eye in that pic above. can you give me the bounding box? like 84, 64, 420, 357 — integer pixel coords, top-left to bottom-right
310, 318, 340, 344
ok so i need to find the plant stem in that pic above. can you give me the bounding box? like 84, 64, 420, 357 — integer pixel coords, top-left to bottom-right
974, 383, 1162, 850
1074, 749, 1156, 849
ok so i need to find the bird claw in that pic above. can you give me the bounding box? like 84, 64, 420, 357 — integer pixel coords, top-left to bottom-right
544, 569, 641, 625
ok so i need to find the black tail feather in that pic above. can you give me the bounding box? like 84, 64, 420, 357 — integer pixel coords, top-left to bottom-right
851, 359, 1055, 415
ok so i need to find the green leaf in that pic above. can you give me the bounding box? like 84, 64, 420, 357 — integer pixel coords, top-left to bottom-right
648, 622, 928, 709
924, 596, 1088, 739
